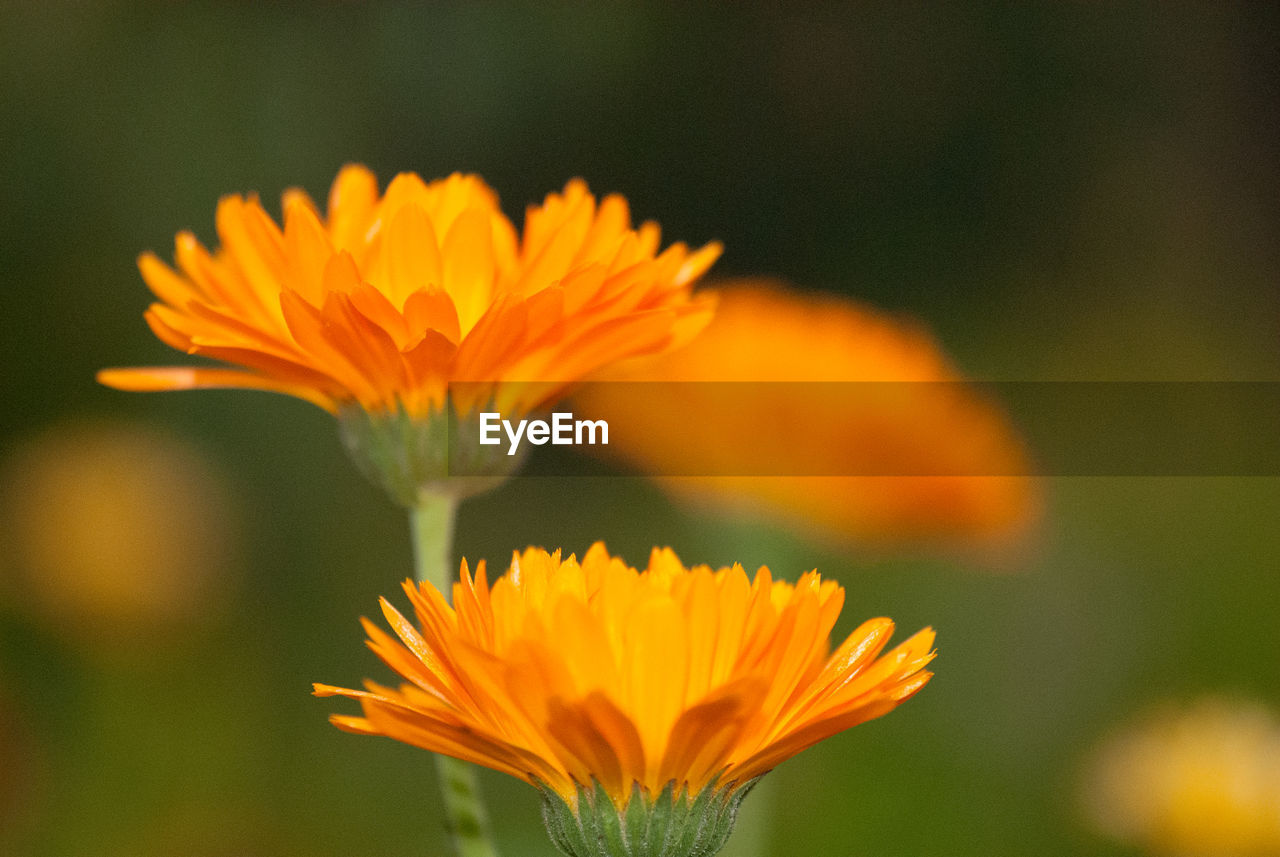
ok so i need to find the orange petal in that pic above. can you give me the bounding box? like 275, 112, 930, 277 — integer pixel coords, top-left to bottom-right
283, 194, 335, 305
138, 251, 204, 308
96, 367, 336, 412
441, 207, 496, 334
327, 163, 380, 254
381, 203, 442, 307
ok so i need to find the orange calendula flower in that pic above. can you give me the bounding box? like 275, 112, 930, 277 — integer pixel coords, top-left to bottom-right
100, 166, 719, 415
98, 167, 719, 503
575, 280, 1037, 554
316, 543, 934, 857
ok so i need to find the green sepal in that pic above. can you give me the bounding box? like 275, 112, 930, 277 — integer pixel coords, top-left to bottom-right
624, 782, 651, 853
637, 781, 675, 854
539, 783, 593, 857
672, 784, 710, 857
537, 777, 762, 857
337, 401, 527, 506
596, 780, 627, 856
662, 785, 692, 855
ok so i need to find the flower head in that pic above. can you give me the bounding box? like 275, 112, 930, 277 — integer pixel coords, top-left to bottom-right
316, 543, 934, 855
575, 280, 1037, 554
1082, 698, 1280, 857
98, 166, 719, 418
98, 167, 718, 503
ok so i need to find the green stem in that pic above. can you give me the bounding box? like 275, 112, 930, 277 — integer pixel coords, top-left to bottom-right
410, 490, 459, 592
410, 491, 498, 857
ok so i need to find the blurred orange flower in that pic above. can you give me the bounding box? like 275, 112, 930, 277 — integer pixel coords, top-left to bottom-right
1082, 698, 1280, 857
316, 543, 934, 807
0, 421, 239, 647
99, 166, 719, 418
575, 281, 1037, 552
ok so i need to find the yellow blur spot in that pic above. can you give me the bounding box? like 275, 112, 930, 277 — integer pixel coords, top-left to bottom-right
0, 420, 240, 648
1083, 698, 1280, 857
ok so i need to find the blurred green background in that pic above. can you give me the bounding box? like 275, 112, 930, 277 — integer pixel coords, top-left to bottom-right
2, 3, 1279, 856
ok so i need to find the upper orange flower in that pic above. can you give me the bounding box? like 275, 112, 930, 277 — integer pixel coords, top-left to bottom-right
98, 166, 720, 418
315, 543, 935, 807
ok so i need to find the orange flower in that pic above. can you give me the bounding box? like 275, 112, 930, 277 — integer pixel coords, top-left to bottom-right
315, 543, 934, 810
575, 281, 1037, 552
98, 167, 719, 418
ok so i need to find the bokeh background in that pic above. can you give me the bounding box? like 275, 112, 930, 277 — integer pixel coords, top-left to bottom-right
2, 3, 1279, 856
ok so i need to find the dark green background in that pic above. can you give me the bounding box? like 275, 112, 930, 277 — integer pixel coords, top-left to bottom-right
2, 4, 1278, 856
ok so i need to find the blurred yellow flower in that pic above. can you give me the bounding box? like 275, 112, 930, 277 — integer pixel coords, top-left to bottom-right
316, 542, 934, 812
1082, 698, 1280, 857
99, 166, 719, 419
0, 421, 239, 647
576, 281, 1037, 553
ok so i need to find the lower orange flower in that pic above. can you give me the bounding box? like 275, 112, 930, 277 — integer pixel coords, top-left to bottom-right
316, 544, 934, 855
